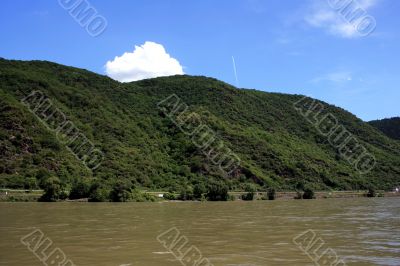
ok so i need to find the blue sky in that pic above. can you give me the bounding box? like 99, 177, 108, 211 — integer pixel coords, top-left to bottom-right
0, 0, 399, 121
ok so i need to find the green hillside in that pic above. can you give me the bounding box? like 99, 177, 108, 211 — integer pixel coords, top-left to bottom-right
369, 117, 400, 141
0, 58, 399, 198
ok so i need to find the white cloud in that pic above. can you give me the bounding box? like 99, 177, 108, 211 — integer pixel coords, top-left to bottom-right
305, 0, 378, 38
105, 41, 184, 82
311, 71, 353, 83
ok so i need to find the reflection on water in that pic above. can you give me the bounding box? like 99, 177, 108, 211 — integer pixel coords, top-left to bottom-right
0, 198, 399, 266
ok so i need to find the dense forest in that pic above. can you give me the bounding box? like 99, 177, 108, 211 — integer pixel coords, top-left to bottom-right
0, 59, 399, 201
369, 117, 400, 141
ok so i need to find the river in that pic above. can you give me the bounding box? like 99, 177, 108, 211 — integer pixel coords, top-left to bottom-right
0, 198, 399, 266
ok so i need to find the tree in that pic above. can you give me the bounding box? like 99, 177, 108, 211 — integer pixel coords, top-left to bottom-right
24, 177, 38, 190
207, 181, 228, 201
88, 181, 110, 202
109, 181, 133, 202
39, 177, 67, 202
367, 187, 376, 197
303, 188, 315, 199
178, 186, 194, 201
163, 192, 177, 200
296, 181, 305, 191
241, 183, 256, 201
193, 183, 207, 200
69, 180, 90, 199
267, 188, 276, 200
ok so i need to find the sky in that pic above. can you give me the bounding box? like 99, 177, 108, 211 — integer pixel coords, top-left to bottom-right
0, 0, 399, 121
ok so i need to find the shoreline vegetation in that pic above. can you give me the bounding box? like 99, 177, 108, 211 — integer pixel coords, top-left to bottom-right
1, 188, 399, 202
1, 60, 399, 204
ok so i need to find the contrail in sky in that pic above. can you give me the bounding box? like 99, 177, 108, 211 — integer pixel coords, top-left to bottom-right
232, 56, 239, 87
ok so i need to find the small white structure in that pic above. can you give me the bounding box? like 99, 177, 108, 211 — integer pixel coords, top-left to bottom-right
158, 194, 164, 198
396, 188, 399, 193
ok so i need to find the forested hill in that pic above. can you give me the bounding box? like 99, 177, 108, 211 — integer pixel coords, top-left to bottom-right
1, 58, 399, 194
369, 117, 400, 141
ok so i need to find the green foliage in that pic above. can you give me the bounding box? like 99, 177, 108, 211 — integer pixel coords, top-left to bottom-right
369, 117, 400, 140
69, 179, 90, 199
206, 181, 229, 201
130, 189, 157, 202
228, 194, 236, 201
366, 187, 376, 197
241, 193, 254, 201
0, 58, 399, 195
178, 186, 194, 201
163, 192, 177, 200
193, 183, 207, 200
39, 176, 67, 202
267, 188, 276, 200
88, 181, 110, 202
109, 181, 133, 202
303, 188, 315, 199
24, 177, 38, 190
241, 183, 256, 201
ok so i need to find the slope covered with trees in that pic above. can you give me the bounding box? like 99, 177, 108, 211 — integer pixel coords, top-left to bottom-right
369, 117, 400, 141
0, 58, 399, 199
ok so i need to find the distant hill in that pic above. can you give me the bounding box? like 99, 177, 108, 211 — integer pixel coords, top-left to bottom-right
369, 117, 400, 141
0, 58, 399, 192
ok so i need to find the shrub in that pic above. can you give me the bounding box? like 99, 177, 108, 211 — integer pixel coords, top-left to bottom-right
109, 181, 133, 202
39, 176, 67, 202
163, 192, 177, 200
88, 187, 110, 202
131, 190, 157, 202
294, 191, 303, 199
193, 183, 207, 200
24, 177, 38, 190
69, 180, 90, 199
366, 188, 376, 197
207, 181, 228, 201
303, 188, 315, 199
241, 183, 256, 201
241, 192, 254, 201
267, 188, 276, 200
178, 186, 194, 201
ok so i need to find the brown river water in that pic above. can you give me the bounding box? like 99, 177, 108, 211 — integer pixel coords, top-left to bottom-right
0, 198, 399, 266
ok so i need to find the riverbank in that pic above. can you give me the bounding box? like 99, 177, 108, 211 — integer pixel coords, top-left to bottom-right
0, 189, 42, 202
1, 189, 399, 202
